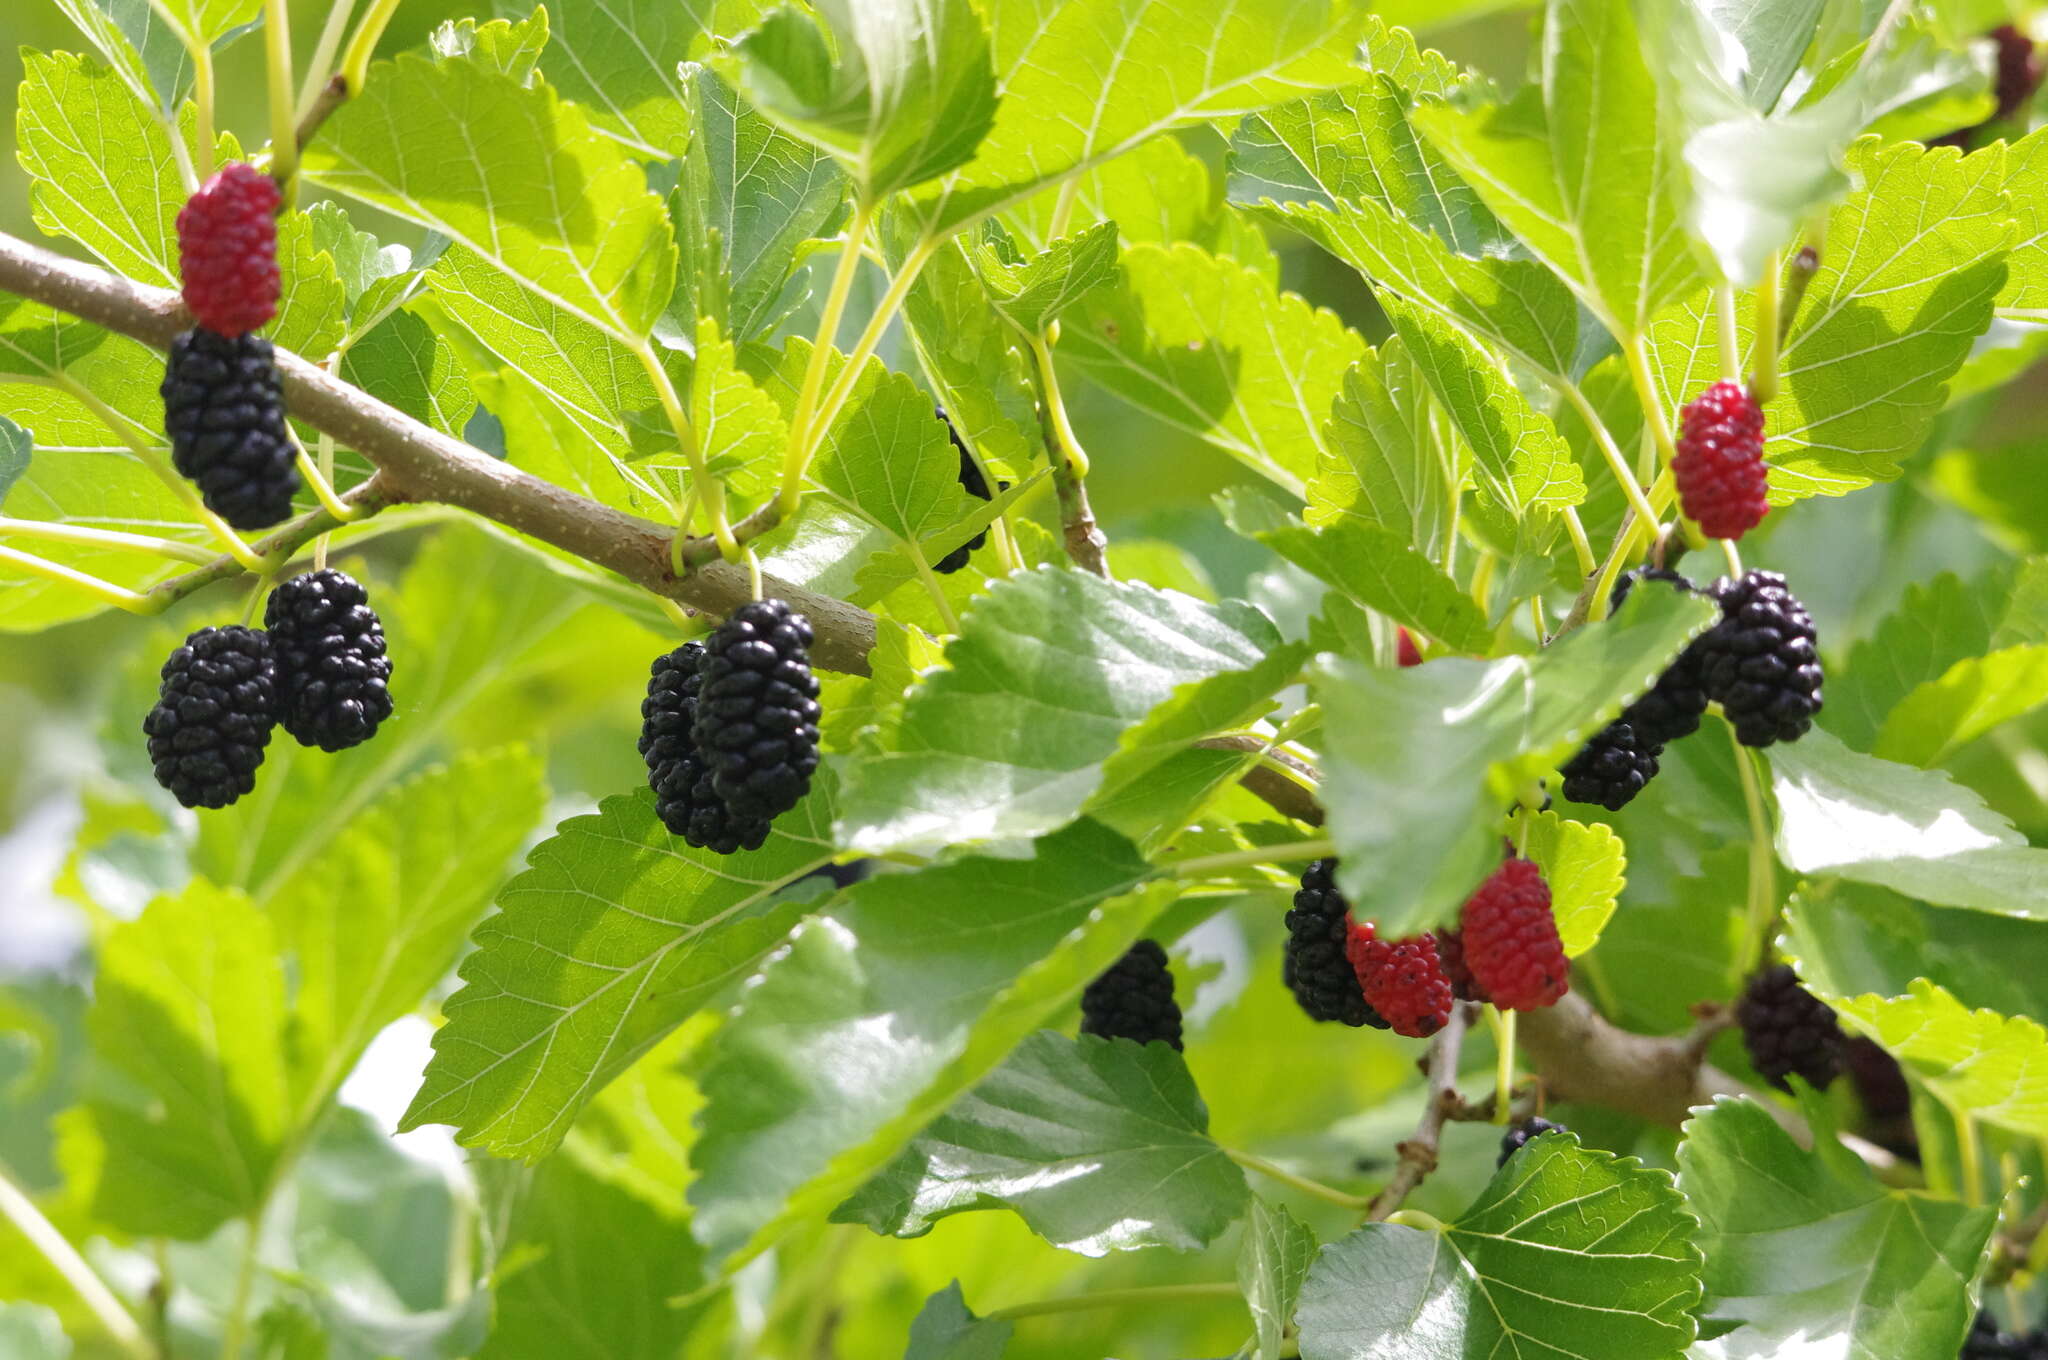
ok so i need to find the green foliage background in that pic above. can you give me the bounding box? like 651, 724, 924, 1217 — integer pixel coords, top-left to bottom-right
7, 1, 2048, 1358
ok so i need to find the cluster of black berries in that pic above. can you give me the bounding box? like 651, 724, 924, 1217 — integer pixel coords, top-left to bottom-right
639, 598, 822, 854
1736, 963, 1845, 1093
165, 163, 298, 530
1963, 1311, 2048, 1359
144, 569, 392, 808
1560, 568, 1822, 811
1079, 939, 1184, 1049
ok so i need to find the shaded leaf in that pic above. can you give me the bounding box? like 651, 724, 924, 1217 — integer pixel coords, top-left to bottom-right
1239, 1198, 1316, 1360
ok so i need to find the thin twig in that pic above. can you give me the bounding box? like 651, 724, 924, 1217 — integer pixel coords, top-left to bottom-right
0, 1161, 153, 1358
1367, 1002, 1473, 1220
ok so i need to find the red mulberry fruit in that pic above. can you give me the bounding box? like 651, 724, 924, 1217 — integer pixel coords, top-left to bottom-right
1458, 859, 1568, 1012
1346, 920, 1455, 1039
1673, 381, 1768, 541
176, 162, 281, 337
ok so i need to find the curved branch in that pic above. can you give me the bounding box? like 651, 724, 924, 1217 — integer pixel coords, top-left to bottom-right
0, 231, 879, 674
1367, 1002, 1472, 1220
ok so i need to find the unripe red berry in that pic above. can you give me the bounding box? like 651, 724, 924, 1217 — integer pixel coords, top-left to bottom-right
1458, 859, 1568, 1011
1673, 381, 1768, 541
176, 162, 281, 337
1397, 628, 1423, 667
1346, 920, 1455, 1038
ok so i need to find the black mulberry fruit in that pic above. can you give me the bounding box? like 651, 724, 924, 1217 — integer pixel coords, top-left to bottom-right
1497, 1116, 1568, 1168
639, 642, 772, 855
1959, 1312, 2045, 1359
1079, 939, 1183, 1049
934, 411, 995, 575
263, 569, 393, 751
162, 328, 298, 530
143, 625, 278, 808
1558, 721, 1660, 812
691, 599, 822, 823
1284, 859, 1387, 1029
1736, 963, 1844, 1092
1698, 571, 1823, 748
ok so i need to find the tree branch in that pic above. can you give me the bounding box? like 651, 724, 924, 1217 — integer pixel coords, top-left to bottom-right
1367, 1002, 1472, 1220
0, 231, 879, 674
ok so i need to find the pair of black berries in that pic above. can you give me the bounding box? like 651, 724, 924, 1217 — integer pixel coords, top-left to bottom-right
639, 598, 824, 854
1560, 568, 1824, 811
144, 569, 393, 808
934, 411, 997, 575
162, 329, 299, 531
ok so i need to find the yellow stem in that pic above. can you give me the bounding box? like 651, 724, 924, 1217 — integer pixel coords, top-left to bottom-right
1622, 334, 1681, 470
340, 0, 405, 95
0, 544, 153, 612
987, 1282, 1241, 1323
910, 547, 962, 634
801, 235, 941, 473
1561, 505, 1595, 578
263, 0, 298, 204
1715, 282, 1742, 384
1751, 250, 1783, 404
292, 442, 357, 521
1224, 1149, 1374, 1211
781, 201, 875, 518
296, 0, 358, 118
1731, 731, 1778, 975
1493, 1009, 1518, 1126
1027, 329, 1090, 478
193, 44, 217, 177
637, 343, 736, 560
0, 516, 217, 564
1557, 378, 1661, 533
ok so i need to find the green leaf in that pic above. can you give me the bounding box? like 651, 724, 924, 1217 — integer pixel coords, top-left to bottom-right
1222, 493, 1491, 653
1061, 242, 1367, 497
1295, 1135, 1702, 1359
478, 1141, 712, 1358
903, 1283, 1013, 1360
1785, 879, 2048, 1028
721, 0, 997, 201
271, 748, 546, 1118
153, 0, 258, 47
1318, 584, 1717, 935
401, 782, 837, 1161
0, 418, 30, 505
49, 0, 195, 114
1239, 1198, 1316, 1360
526, 0, 763, 155
688, 820, 1174, 1267
1240, 188, 1591, 381
1378, 294, 1585, 518
1308, 341, 1459, 562
431, 9, 550, 81
1645, 138, 2010, 504
304, 52, 678, 340
304, 200, 412, 313
808, 353, 975, 546
1768, 727, 2048, 920
1827, 980, 2048, 1138
918, 0, 1364, 231
0, 1305, 67, 1360
340, 309, 478, 436
17, 50, 184, 286
1874, 645, 2048, 767
681, 63, 849, 341
1677, 1095, 1993, 1360
72, 881, 290, 1238
1999, 127, 2048, 315
971, 220, 1121, 334
269, 211, 349, 361
835, 567, 1282, 856
1827, 562, 2048, 751
691, 316, 787, 505
836, 1031, 1248, 1253
418, 247, 667, 509
1413, 0, 1701, 339
1522, 811, 1624, 958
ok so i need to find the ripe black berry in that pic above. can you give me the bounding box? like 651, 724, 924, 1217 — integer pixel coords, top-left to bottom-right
1698, 571, 1823, 748
143, 625, 278, 809
691, 599, 822, 823
263, 569, 392, 751
934, 411, 993, 575
1558, 721, 1660, 812
1079, 939, 1183, 1049
1959, 1312, 2045, 1359
1736, 964, 1844, 1092
1284, 859, 1387, 1029
639, 642, 772, 855
162, 328, 298, 530
1497, 1116, 1567, 1168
